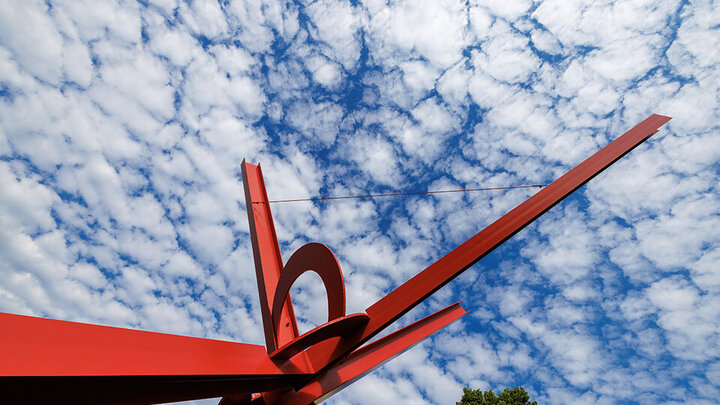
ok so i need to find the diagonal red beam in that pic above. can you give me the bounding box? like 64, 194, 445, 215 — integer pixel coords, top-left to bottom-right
273, 302, 468, 405
242, 160, 300, 353
302, 114, 672, 370
365, 114, 672, 328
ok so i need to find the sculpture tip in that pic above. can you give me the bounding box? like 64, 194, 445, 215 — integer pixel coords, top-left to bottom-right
650, 113, 672, 124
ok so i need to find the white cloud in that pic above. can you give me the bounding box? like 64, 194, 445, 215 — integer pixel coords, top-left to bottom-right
400, 60, 440, 93
54, 0, 142, 44
585, 35, 662, 82
62, 39, 94, 87
646, 277, 699, 312
530, 27, 562, 55
523, 205, 599, 285
226, 0, 299, 52
658, 83, 719, 134
645, 276, 720, 361
665, 1, 720, 79
181, 52, 266, 119
467, 4, 493, 42
367, 0, 470, 68
635, 194, 720, 271
306, 0, 362, 70
148, 0, 177, 15
532, 0, 678, 48
149, 25, 199, 67
411, 97, 460, 135
475, 0, 532, 21
342, 132, 401, 186
304, 55, 343, 88
99, 51, 175, 120
286, 100, 344, 145
0, 0, 64, 84
437, 62, 471, 108
185, 0, 229, 39
0, 162, 58, 234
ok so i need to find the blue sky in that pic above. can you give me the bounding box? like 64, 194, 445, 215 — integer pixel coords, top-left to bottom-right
1, 0, 719, 404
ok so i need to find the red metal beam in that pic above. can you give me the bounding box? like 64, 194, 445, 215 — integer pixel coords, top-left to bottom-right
301, 114, 672, 371
242, 160, 300, 353
0, 312, 313, 404
0, 312, 312, 376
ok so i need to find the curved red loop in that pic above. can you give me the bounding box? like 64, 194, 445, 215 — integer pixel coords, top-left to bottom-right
271, 243, 346, 341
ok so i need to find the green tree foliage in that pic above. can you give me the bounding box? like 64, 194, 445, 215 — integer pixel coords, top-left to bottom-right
456, 386, 538, 405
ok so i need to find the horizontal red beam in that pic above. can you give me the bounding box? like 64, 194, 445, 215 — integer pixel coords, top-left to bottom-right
0, 312, 311, 377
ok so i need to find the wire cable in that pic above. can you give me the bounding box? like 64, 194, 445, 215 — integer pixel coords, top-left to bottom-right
253, 184, 546, 204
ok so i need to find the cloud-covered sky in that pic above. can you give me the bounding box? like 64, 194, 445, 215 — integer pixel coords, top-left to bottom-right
1, 0, 719, 403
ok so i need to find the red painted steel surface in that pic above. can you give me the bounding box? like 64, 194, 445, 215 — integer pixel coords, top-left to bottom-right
0, 312, 312, 404
300, 114, 672, 372
242, 160, 300, 352
274, 302, 467, 405
0, 312, 312, 377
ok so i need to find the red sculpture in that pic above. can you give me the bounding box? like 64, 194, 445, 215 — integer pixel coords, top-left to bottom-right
0, 115, 671, 404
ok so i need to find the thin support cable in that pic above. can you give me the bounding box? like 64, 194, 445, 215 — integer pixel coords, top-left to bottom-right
253, 184, 547, 204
